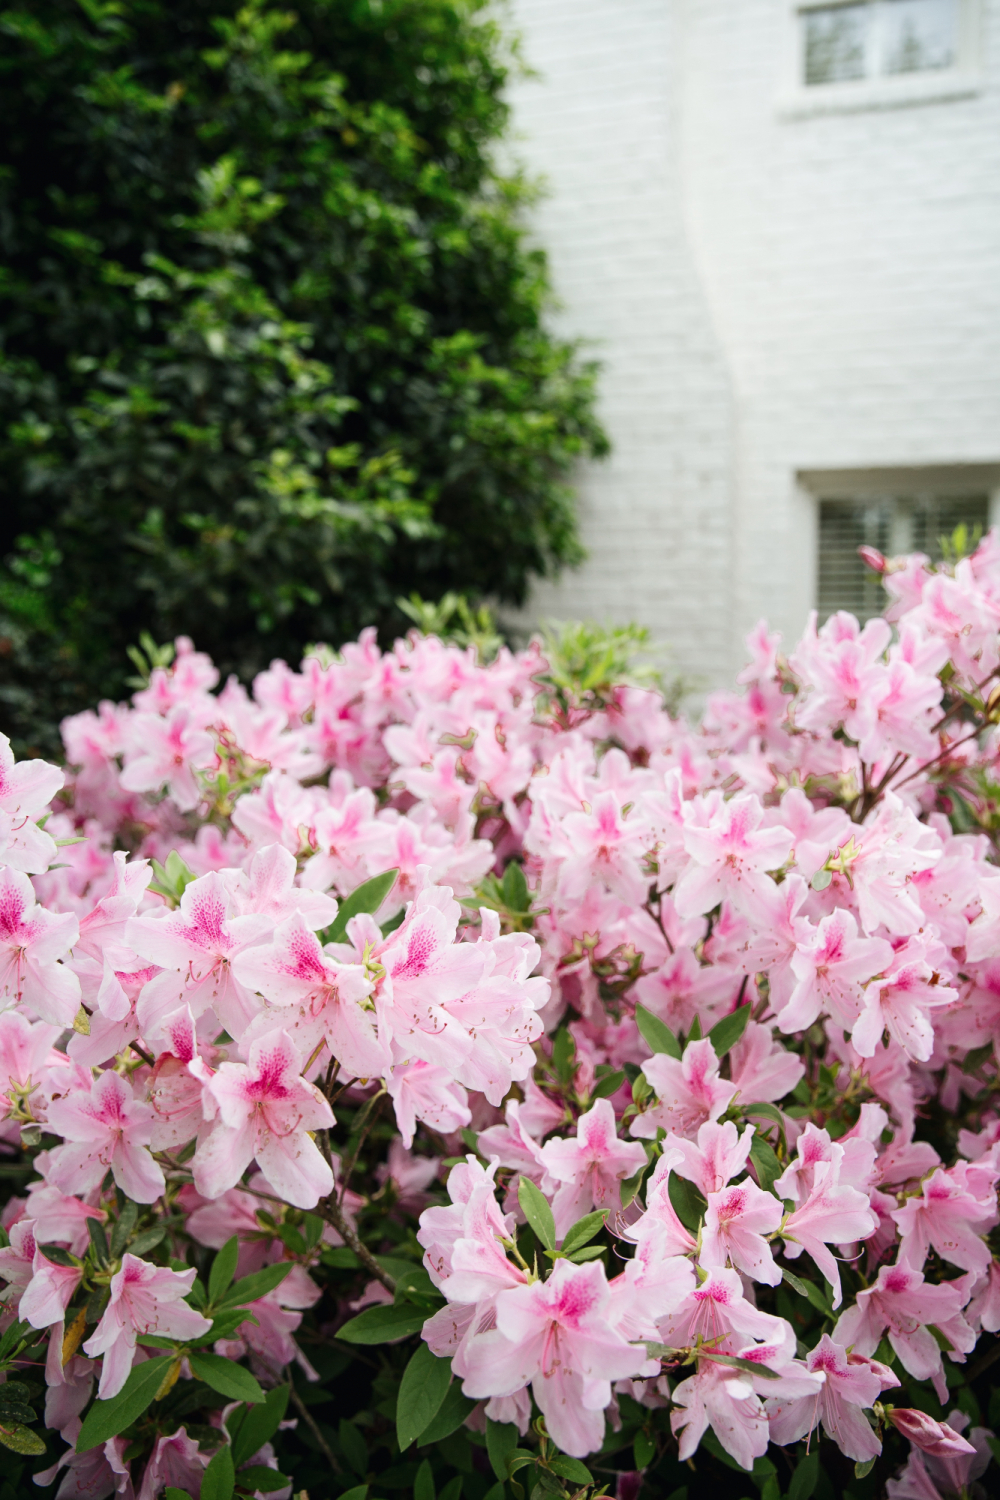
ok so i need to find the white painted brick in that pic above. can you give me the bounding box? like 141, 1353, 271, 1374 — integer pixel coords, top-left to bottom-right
505, 0, 1000, 686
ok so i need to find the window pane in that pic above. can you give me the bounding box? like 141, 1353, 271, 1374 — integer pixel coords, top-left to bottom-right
882, 0, 956, 75
817, 495, 989, 623
818, 500, 893, 623
802, 5, 872, 85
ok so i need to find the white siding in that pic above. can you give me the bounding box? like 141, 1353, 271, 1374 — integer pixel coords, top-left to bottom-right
506, 0, 1000, 685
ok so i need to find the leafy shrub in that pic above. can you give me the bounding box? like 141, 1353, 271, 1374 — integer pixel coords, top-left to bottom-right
0, 0, 606, 753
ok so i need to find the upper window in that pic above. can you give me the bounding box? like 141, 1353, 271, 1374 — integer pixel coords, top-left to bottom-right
801, 0, 957, 87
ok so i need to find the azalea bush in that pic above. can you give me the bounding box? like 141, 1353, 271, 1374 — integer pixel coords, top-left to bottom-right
0, 540, 1000, 1500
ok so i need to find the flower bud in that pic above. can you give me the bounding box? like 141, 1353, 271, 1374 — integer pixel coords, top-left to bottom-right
886, 1408, 977, 1457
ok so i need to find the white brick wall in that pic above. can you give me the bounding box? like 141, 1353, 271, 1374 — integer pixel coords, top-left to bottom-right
506, 0, 1000, 687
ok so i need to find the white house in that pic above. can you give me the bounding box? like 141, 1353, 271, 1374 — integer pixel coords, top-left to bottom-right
506, 0, 1000, 688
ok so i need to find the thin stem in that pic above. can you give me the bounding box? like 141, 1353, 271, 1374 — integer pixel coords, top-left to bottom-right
338, 1088, 386, 1206
315, 1194, 396, 1295
130, 1041, 156, 1068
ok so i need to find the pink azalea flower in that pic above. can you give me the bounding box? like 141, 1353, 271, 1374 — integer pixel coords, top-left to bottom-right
632, 1037, 737, 1139
128, 870, 274, 1042
781, 909, 893, 1034
539, 1099, 647, 1236
0, 866, 81, 1026
670, 1356, 770, 1470
557, 792, 651, 906
385, 1059, 471, 1149
892, 1165, 995, 1276
0, 1218, 38, 1311
781, 1159, 878, 1307
767, 1334, 899, 1461
0, 732, 62, 874
886, 1409, 993, 1500
632, 946, 740, 1036
46, 1069, 165, 1204
193, 1029, 334, 1209
662, 1120, 754, 1197
232, 912, 388, 1080
21, 1245, 84, 1329
887, 1408, 976, 1458
673, 792, 793, 920
700, 1178, 784, 1286
655, 1266, 785, 1350
84, 1254, 212, 1398
0, 1011, 63, 1120
136, 1426, 208, 1500
728, 1021, 805, 1104
119, 705, 216, 811
852, 939, 958, 1062
833, 1261, 976, 1401
457, 1259, 649, 1458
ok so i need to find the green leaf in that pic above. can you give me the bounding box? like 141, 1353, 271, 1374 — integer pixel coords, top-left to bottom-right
337, 1304, 428, 1346
322, 1247, 360, 1270
548, 1457, 593, 1485
233, 1466, 289, 1493
565, 1244, 606, 1263
229, 1386, 290, 1470
37, 1243, 77, 1267
634, 1004, 681, 1058
788, 1450, 820, 1500
414, 1457, 435, 1500
551, 1026, 576, 1085
707, 1004, 751, 1058
337, 1489, 369, 1500
164, 1490, 194, 1500
748, 1134, 781, 1192
781, 1268, 833, 1318
219, 1263, 291, 1309
634, 1431, 655, 1469
109, 1199, 138, 1258
326, 870, 398, 944
559, 1210, 607, 1256
202, 1442, 235, 1500
209, 1237, 240, 1304
591, 1068, 625, 1099
517, 1176, 555, 1252
338, 1417, 368, 1476
741, 1101, 786, 1133
702, 1350, 780, 1380
396, 1344, 452, 1450
189, 1352, 264, 1404
128, 1227, 166, 1257
854, 1457, 876, 1480
76, 1357, 173, 1450
501, 861, 530, 912
667, 1173, 706, 1234
486, 1418, 519, 1483
417, 1381, 476, 1445
0, 1421, 44, 1456
459, 1127, 482, 1157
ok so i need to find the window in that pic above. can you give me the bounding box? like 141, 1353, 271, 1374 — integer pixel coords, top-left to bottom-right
801, 0, 957, 87
818, 492, 989, 622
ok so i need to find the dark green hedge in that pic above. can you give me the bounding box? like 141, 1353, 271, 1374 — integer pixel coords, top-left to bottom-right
0, 0, 606, 752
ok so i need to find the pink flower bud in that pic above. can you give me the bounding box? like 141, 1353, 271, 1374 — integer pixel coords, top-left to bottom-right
857, 545, 887, 573
887, 1408, 977, 1457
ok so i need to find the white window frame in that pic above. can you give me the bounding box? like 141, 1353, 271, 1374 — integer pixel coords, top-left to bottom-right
778, 0, 983, 118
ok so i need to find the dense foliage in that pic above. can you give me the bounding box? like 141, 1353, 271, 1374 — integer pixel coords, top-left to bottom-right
0, 0, 606, 754
0, 540, 999, 1499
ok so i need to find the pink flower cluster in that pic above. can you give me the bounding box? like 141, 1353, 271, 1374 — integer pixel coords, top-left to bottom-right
1, 531, 1000, 1492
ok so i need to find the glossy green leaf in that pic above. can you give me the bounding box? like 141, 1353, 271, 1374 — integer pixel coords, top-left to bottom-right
559, 1209, 607, 1256
337, 1304, 428, 1345
707, 1003, 751, 1058
0, 1420, 44, 1455
396, 1344, 452, 1450
219, 1263, 291, 1310
634, 1003, 681, 1058
517, 1176, 555, 1252
485, 1418, 519, 1483
229, 1386, 290, 1470
189, 1351, 264, 1404
591, 1068, 625, 1099
232, 1466, 288, 1493
325, 869, 398, 944
667, 1172, 706, 1234
417, 1381, 476, 1445
201, 1442, 235, 1500
748, 1133, 782, 1192
789, 1449, 820, 1500
414, 1458, 435, 1500
76, 1357, 173, 1450
209, 1236, 239, 1304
